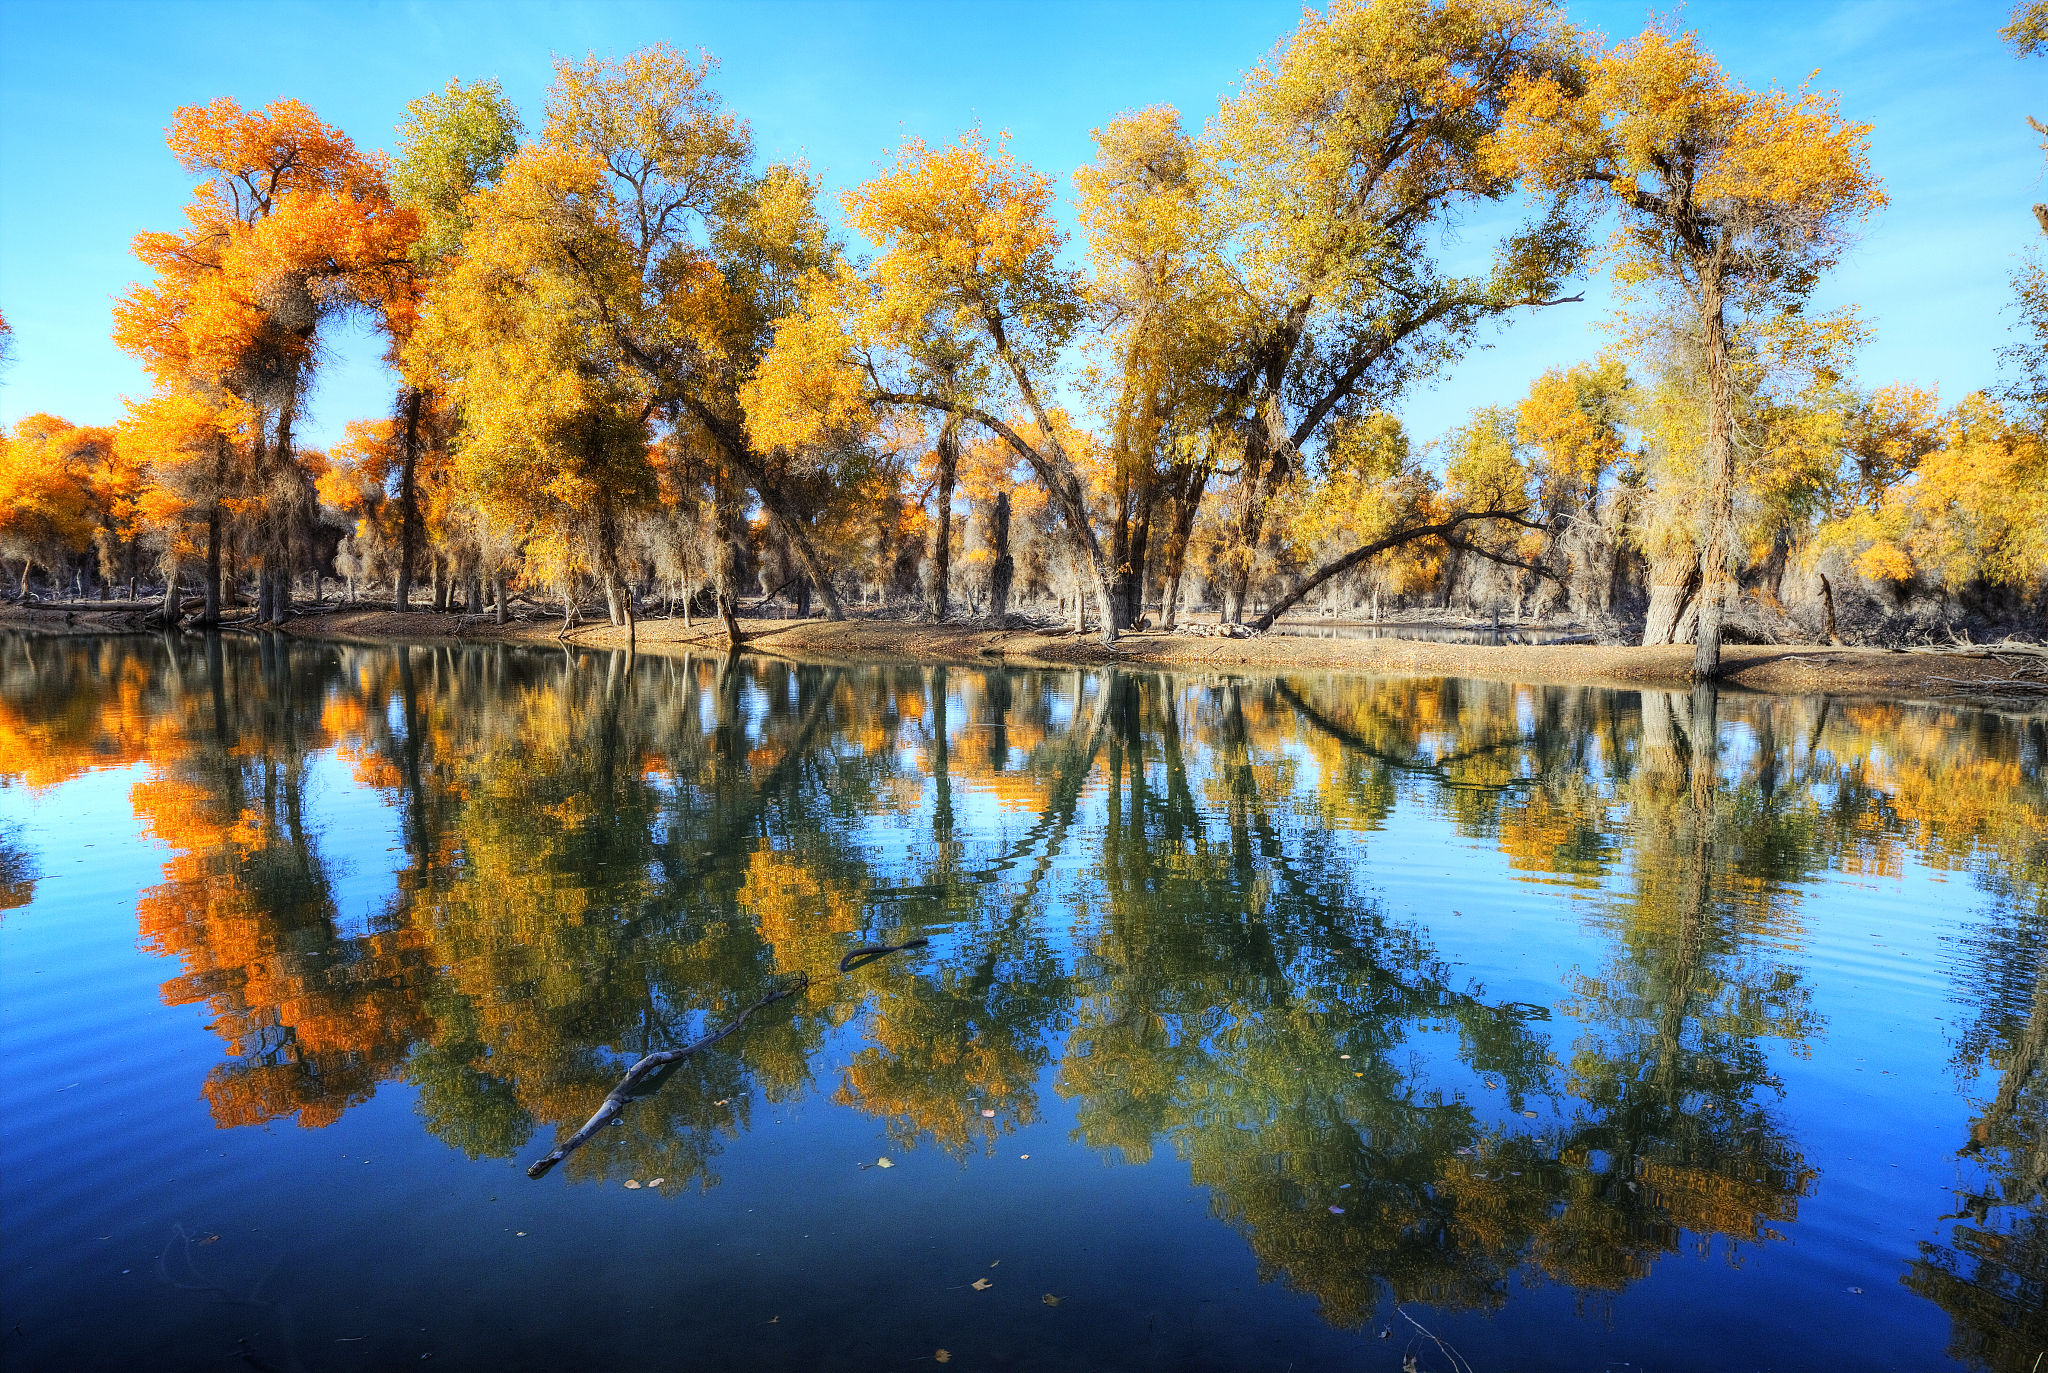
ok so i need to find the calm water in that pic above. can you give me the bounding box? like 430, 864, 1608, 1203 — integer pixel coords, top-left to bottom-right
1, 634, 2042, 1373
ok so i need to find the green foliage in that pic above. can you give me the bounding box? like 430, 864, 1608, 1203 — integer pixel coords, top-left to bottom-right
393, 78, 525, 267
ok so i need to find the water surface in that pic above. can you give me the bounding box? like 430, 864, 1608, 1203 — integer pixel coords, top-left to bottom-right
1, 634, 2042, 1372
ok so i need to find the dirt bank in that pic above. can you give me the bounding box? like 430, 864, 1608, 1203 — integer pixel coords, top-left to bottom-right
6, 601, 2043, 704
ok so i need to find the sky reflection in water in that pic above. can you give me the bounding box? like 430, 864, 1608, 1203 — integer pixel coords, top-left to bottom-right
0, 633, 2041, 1372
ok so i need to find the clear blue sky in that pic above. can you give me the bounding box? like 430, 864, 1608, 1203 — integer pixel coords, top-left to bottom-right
0, 0, 2038, 451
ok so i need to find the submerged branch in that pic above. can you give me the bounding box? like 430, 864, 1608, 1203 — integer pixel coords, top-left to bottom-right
525, 978, 809, 1179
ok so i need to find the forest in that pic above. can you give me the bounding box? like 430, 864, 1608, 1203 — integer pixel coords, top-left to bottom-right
1, 0, 2044, 678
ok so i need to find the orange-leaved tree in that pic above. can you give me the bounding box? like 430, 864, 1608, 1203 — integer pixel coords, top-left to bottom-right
0, 414, 94, 598
1493, 22, 1885, 676
114, 97, 417, 624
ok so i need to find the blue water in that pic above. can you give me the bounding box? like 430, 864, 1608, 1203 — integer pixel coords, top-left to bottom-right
0, 633, 2040, 1372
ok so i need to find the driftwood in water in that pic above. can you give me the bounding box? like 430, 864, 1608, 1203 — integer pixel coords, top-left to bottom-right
525, 978, 808, 1179
838, 936, 930, 972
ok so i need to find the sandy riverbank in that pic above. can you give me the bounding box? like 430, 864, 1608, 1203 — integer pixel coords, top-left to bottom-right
5, 601, 2044, 703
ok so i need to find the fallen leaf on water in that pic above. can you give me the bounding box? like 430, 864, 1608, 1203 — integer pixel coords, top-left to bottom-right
715, 1099, 728, 1106
935, 1352, 951, 1364
194, 1234, 220, 1246
1042, 1294, 1061, 1306
980, 1110, 995, 1118
1329, 1206, 1345, 1214
1522, 1110, 1538, 1118
876, 1157, 893, 1168
515, 1232, 526, 1236
1354, 1072, 1364, 1078
649, 1178, 665, 1187
971, 1278, 992, 1291
1339, 1054, 1350, 1060
1019, 1154, 1029, 1160
624, 1180, 641, 1189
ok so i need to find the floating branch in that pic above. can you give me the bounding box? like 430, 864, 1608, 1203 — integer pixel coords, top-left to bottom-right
525, 977, 809, 1179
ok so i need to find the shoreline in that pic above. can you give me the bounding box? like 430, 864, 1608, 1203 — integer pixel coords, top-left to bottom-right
5, 602, 2043, 704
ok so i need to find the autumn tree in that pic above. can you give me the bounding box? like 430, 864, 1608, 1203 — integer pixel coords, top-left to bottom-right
1185, 0, 1587, 631
114, 97, 417, 624
750, 129, 1124, 636
414, 48, 864, 644
0, 415, 94, 598
1495, 22, 1885, 675
1075, 107, 1228, 629
388, 78, 523, 612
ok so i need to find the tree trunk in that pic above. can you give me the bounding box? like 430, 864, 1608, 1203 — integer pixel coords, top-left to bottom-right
931, 347, 1117, 643
271, 407, 296, 624
604, 572, 624, 627
925, 419, 959, 622
720, 593, 742, 653
1642, 546, 1701, 646
1819, 573, 1842, 645
1249, 511, 1538, 634
494, 576, 508, 626
203, 499, 223, 625
1110, 471, 1158, 630
158, 561, 180, 626
1693, 277, 1736, 679
1072, 562, 1088, 635
394, 386, 423, 612
986, 490, 1014, 621
715, 466, 745, 652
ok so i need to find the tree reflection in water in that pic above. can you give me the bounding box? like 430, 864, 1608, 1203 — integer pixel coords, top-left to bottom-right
0, 632, 2041, 1343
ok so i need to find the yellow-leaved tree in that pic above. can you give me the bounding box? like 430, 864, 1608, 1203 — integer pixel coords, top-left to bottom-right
1494, 21, 1885, 676
748, 129, 1122, 638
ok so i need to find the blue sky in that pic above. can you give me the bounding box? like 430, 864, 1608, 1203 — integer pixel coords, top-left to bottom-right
0, 0, 2038, 451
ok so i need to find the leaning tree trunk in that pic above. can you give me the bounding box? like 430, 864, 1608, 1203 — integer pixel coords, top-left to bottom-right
1692, 276, 1737, 679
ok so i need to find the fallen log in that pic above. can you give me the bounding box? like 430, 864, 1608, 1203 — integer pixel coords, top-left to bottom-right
525, 978, 808, 1178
